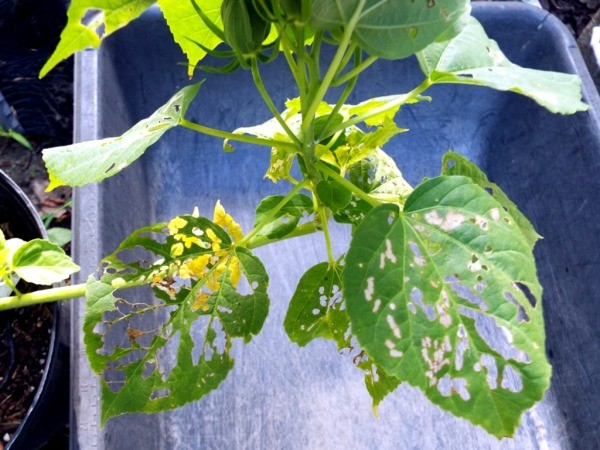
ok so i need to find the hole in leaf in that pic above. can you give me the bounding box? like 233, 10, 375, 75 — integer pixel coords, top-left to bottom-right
191, 316, 210, 365
515, 282, 537, 307
504, 292, 530, 323
102, 368, 126, 393
484, 186, 494, 196
156, 330, 180, 382
446, 159, 455, 169
501, 364, 523, 393
458, 306, 530, 363
150, 388, 170, 400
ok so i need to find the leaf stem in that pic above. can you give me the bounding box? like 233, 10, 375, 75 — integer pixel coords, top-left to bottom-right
250, 59, 303, 146
301, 0, 366, 135
246, 221, 318, 249
316, 161, 380, 207
179, 118, 297, 151
328, 78, 432, 137
0, 283, 87, 311
332, 55, 378, 87
239, 180, 311, 247
318, 207, 336, 266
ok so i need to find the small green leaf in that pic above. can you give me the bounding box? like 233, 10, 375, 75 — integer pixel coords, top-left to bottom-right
11, 239, 79, 285
359, 360, 402, 416
157, 0, 223, 77
40, 0, 156, 77
417, 17, 589, 114
46, 227, 73, 247
43, 84, 201, 189
344, 176, 550, 437
253, 194, 313, 239
311, 0, 470, 60
316, 179, 352, 213
84, 213, 269, 422
284, 262, 348, 347
441, 151, 540, 249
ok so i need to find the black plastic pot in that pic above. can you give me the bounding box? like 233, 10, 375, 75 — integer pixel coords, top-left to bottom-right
0, 169, 69, 449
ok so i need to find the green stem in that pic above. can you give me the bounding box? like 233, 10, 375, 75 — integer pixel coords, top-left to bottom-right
246, 220, 318, 249
250, 59, 302, 146
179, 118, 297, 151
238, 180, 310, 247
327, 78, 432, 137
332, 55, 377, 87
318, 207, 336, 266
316, 161, 380, 207
0, 283, 86, 311
302, 0, 366, 135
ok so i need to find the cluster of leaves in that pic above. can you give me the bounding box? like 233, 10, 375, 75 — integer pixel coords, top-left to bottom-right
35, 0, 589, 439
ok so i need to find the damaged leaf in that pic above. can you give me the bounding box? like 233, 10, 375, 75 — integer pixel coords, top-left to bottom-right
417, 17, 589, 114
43, 84, 201, 189
84, 213, 269, 422
441, 151, 541, 249
343, 176, 550, 437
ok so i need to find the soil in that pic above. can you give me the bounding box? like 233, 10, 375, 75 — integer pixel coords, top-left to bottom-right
0, 305, 53, 442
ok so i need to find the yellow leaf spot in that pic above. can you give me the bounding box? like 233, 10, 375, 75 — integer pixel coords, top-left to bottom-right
192, 292, 211, 311
170, 242, 184, 258
213, 200, 244, 242
168, 216, 188, 235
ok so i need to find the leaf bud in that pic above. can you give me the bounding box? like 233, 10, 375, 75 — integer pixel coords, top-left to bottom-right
221, 0, 271, 66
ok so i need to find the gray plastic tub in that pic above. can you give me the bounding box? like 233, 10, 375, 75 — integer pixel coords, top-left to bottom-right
71, 3, 600, 449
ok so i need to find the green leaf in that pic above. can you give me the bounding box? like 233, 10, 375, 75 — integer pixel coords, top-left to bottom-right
417, 17, 589, 114
83, 214, 269, 422
441, 151, 540, 249
46, 227, 73, 247
359, 360, 402, 416
343, 176, 550, 437
157, 0, 223, 77
11, 239, 80, 285
40, 0, 156, 78
316, 179, 352, 213
284, 262, 348, 347
253, 194, 313, 239
43, 84, 201, 189
310, 0, 470, 60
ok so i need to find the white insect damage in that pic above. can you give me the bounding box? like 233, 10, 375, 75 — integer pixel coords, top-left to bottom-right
422, 335, 452, 387
424, 211, 466, 231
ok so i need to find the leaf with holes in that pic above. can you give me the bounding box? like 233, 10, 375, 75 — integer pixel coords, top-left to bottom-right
43, 84, 200, 190
417, 17, 588, 114
335, 148, 413, 226
310, 0, 470, 60
157, 0, 223, 77
83, 213, 269, 422
252, 194, 313, 240
441, 151, 540, 249
343, 176, 550, 438
284, 262, 402, 410
40, 0, 156, 77
284, 262, 347, 347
